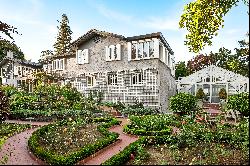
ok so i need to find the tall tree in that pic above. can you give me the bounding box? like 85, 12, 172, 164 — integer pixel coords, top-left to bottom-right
175, 61, 189, 80
0, 21, 24, 61
179, 0, 248, 53
53, 14, 73, 55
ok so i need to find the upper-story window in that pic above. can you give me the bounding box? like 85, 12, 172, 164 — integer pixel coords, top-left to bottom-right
108, 72, 118, 85
52, 59, 64, 70
105, 44, 121, 61
76, 49, 89, 64
128, 39, 158, 61
131, 72, 143, 85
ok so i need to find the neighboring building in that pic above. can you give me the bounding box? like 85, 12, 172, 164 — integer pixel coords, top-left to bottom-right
176, 65, 249, 103
0, 51, 42, 91
42, 29, 176, 112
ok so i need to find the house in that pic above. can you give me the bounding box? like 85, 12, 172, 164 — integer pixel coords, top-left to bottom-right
0, 51, 42, 91
176, 65, 249, 103
42, 29, 176, 112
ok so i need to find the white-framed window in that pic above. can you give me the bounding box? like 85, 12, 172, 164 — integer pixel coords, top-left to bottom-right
76, 49, 89, 64
105, 44, 121, 61
128, 39, 158, 61
108, 72, 118, 85
131, 72, 143, 85
86, 76, 95, 87
52, 59, 64, 70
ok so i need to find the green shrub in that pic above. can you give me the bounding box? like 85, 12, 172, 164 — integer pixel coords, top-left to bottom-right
227, 92, 249, 117
170, 93, 197, 115
120, 107, 157, 116
196, 88, 205, 99
0, 90, 9, 122
218, 88, 227, 99
28, 118, 120, 165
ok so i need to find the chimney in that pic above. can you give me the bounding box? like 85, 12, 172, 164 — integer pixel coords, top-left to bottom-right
7, 51, 14, 59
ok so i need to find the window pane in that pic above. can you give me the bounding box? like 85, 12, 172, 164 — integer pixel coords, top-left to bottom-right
143, 42, 149, 58
138, 43, 143, 59
131, 43, 136, 59
149, 40, 154, 57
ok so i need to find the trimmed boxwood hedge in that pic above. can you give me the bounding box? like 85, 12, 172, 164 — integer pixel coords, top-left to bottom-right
123, 124, 172, 136
28, 118, 120, 165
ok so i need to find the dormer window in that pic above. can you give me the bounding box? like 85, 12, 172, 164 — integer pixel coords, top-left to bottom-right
76, 49, 89, 64
105, 44, 121, 61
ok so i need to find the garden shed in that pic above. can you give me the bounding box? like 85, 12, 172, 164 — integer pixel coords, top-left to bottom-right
176, 65, 249, 103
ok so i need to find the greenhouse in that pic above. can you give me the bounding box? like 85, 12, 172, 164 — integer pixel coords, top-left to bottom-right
176, 65, 249, 103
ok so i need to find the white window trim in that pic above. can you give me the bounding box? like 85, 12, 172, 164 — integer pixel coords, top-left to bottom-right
107, 73, 118, 86
131, 72, 144, 86
86, 76, 96, 87
105, 44, 121, 61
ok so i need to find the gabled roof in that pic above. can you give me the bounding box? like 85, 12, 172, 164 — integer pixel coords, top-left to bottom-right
70, 29, 174, 54
178, 65, 249, 83
71, 29, 126, 47
0, 57, 42, 68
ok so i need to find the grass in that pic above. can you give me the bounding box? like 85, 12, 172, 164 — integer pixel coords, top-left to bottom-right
0, 123, 31, 148
126, 142, 249, 165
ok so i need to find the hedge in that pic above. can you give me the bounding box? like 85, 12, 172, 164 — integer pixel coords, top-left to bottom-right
28, 118, 120, 165
123, 125, 172, 136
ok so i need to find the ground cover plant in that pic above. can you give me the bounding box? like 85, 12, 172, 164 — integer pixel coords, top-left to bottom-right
28, 117, 120, 165
0, 123, 31, 148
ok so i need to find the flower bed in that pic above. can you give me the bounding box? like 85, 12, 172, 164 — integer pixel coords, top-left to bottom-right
28, 117, 120, 165
104, 117, 249, 165
0, 123, 31, 148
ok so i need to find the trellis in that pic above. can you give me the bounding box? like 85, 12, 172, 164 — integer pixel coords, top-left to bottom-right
176, 65, 249, 103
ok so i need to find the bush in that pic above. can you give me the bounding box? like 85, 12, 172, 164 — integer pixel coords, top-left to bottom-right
28, 118, 120, 165
0, 90, 9, 122
120, 107, 157, 116
219, 88, 227, 99
196, 88, 205, 99
170, 93, 197, 115
227, 92, 249, 117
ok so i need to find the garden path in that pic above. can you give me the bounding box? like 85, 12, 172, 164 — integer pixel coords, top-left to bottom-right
0, 121, 50, 165
77, 118, 139, 165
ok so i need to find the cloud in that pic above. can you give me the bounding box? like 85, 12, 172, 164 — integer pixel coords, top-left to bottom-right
142, 16, 180, 31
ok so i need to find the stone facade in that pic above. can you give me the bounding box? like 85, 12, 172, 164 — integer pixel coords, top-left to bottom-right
42, 29, 176, 112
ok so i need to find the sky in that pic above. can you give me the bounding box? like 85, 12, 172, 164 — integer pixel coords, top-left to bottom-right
0, 0, 249, 63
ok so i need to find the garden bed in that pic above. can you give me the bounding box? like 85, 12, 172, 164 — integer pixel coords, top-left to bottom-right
28, 117, 120, 165
126, 142, 248, 165
0, 123, 31, 148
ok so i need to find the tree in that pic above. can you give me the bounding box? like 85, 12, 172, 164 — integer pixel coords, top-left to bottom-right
53, 14, 73, 55
0, 21, 24, 61
187, 53, 214, 74
179, 0, 248, 53
0, 21, 19, 40
175, 61, 189, 80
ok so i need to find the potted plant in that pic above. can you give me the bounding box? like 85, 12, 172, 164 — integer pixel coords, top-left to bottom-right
219, 88, 227, 111
196, 88, 205, 109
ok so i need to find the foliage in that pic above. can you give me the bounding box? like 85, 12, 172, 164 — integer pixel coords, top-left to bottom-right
53, 14, 73, 55
175, 61, 189, 80
0, 123, 31, 148
227, 92, 249, 117
9, 109, 93, 122
120, 107, 158, 117
124, 115, 180, 136
179, 0, 239, 53
187, 54, 214, 74
0, 21, 19, 40
170, 93, 197, 115
0, 85, 18, 97
218, 88, 227, 99
28, 117, 120, 165
0, 39, 25, 61
196, 88, 205, 99
0, 90, 9, 122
